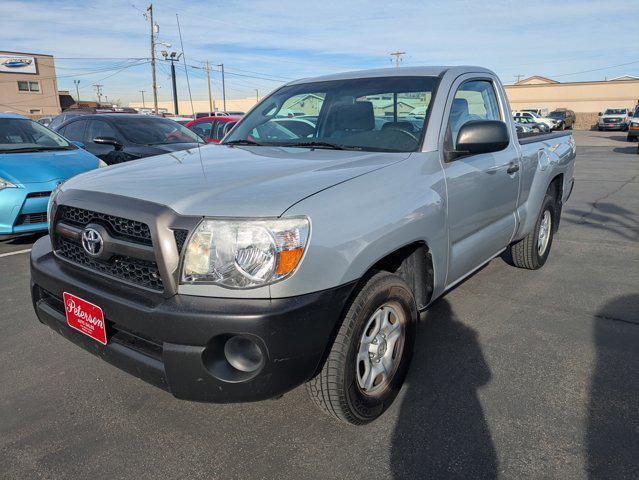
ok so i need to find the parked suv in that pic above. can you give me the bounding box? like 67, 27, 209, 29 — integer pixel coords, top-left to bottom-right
626, 106, 639, 141
548, 109, 575, 130
55, 114, 203, 164
31, 66, 575, 424
598, 108, 631, 131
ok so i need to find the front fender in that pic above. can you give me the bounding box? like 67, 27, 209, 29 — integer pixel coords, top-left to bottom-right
271, 152, 448, 299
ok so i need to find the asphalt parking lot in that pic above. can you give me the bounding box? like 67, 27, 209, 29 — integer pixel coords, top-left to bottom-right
1, 130, 637, 479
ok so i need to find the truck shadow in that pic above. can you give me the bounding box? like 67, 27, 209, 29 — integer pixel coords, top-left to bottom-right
390, 299, 498, 479
586, 294, 639, 479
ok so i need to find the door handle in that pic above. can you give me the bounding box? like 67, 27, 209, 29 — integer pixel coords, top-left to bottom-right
507, 163, 520, 174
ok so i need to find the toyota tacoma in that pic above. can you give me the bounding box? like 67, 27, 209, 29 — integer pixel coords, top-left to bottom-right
31, 66, 576, 424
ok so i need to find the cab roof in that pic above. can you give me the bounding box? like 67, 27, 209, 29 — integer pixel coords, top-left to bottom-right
286, 65, 494, 85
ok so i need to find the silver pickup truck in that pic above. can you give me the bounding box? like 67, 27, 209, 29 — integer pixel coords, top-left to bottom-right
30, 66, 575, 424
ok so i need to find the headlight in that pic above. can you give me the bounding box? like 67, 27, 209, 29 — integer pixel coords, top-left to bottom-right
47, 182, 64, 233
0, 177, 17, 191
182, 217, 310, 288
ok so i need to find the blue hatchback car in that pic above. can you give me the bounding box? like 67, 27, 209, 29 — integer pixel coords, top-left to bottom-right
0, 113, 102, 236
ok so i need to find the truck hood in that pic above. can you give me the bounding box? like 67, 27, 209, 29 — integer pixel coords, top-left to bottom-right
63, 144, 410, 217
0, 148, 98, 185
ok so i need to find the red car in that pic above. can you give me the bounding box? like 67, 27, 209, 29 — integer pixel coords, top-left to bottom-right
185, 115, 241, 143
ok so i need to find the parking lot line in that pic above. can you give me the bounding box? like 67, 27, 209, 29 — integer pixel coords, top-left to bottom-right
0, 248, 32, 258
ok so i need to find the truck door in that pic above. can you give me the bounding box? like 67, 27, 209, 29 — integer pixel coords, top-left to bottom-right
441, 77, 520, 285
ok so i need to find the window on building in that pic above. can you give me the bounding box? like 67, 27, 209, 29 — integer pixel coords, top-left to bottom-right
17, 81, 41, 92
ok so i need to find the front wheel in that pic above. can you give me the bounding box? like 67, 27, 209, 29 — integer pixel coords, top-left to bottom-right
306, 272, 417, 425
503, 194, 557, 270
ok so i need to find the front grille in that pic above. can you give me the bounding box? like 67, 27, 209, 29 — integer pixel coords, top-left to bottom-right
605, 118, 621, 124
56, 237, 164, 291
26, 191, 51, 199
53, 206, 163, 292
16, 212, 47, 225
57, 205, 152, 245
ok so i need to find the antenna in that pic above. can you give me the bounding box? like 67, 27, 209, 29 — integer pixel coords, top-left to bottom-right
176, 13, 204, 173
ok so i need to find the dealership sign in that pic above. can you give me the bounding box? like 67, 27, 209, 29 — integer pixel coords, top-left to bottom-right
0, 55, 37, 74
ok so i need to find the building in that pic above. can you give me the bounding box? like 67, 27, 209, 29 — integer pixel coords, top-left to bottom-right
505, 75, 639, 128
0, 51, 62, 117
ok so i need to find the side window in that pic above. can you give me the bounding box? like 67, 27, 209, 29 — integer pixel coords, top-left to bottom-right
189, 121, 213, 138
86, 120, 117, 142
448, 80, 501, 148
62, 119, 87, 142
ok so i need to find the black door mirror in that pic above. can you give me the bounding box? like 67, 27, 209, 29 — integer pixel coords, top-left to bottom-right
93, 136, 123, 150
449, 120, 509, 160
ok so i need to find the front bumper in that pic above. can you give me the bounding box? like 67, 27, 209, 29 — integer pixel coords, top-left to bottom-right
30, 236, 355, 402
599, 122, 627, 130
0, 183, 55, 235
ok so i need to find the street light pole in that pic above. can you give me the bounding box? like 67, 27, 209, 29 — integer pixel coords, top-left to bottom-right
139, 90, 146, 108
162, 51, 182, 115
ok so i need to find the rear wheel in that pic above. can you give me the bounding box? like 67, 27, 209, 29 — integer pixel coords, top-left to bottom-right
306, 272, 417, 425
503, 194, 557, 270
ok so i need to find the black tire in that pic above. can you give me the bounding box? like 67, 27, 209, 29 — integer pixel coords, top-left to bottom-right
598, 126, 603, 131
306, 271, 417, 425
503, 194, 557, 270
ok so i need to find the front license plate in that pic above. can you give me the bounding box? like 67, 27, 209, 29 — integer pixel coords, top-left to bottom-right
63, 292, 107, 345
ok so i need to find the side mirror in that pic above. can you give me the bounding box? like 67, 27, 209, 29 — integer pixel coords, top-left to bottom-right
70, 141, 86, 149
93, 136, 123, 151
598, 112, 602, 116
450, 120, 510, 160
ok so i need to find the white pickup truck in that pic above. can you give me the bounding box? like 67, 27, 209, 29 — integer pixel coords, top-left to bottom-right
31, 66, 576, 424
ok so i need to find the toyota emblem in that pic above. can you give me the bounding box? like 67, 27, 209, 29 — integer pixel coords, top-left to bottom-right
81, 227, 104, 257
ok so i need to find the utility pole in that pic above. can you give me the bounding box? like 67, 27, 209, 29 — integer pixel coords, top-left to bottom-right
218, 63, 226, 112
147, 4, 159, 115
390, 50, 406, 68
514, 74, 525, 84
94, 84, 103, 104
204, 60, 213, 116
139, 90, 146, 108
161, 51, 182, 115
73, 80, 81, 107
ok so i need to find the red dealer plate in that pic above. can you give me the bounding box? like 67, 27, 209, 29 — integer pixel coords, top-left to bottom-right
63, 292, 107, 345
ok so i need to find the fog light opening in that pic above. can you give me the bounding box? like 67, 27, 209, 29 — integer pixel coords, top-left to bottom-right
224, 336, 264, 373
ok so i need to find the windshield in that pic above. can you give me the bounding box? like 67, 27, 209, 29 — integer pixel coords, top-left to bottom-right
604, 109, 626, 115
224, 76, 439, 152
549, 111, 565, 119
0, 118, 72, 153
116, 117, 203, 145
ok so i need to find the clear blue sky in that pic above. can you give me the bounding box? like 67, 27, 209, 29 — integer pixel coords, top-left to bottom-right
1, 0, 638, 105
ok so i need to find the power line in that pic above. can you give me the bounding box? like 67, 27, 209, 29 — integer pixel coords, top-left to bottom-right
549, 59, 639, 78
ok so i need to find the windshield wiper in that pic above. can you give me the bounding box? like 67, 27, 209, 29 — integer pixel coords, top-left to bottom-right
277, 141, 362, 151
224, 139, 263, 147
1, 146, 73, 153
